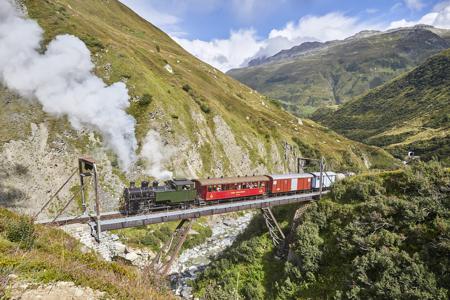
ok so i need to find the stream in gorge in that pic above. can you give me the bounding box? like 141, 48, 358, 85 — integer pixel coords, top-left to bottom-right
169, 212, 255, 299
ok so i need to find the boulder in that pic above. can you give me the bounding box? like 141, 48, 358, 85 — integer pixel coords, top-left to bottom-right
124, 252, 139, 262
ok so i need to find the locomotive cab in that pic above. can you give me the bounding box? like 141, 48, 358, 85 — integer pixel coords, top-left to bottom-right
167, 179, 195, 191
153, 178, 197, 206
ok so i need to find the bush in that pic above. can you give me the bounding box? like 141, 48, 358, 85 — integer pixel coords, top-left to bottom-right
331, 175, 385, 203
200, 103, 211, 114
182, 84, 192, 92
81, 35, 105, 50
6, 216, 35, 249
141, 234, 160, 248
139, 93, 153, 106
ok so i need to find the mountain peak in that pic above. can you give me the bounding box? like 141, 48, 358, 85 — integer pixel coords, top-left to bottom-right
345, 30, 382, 41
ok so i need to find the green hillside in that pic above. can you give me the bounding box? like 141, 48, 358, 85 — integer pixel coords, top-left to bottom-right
0, 208, 173, 299
228, 27, 449, 117
0, 0, 397, 215
313, 49, 450, 164
193, 162, 450, 299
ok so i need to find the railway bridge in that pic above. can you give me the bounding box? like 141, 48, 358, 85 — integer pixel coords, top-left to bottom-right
36, 158, 329, 275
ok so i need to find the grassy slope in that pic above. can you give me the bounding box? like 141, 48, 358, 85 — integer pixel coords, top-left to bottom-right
17, 0, 396, 175
313, 49, 450, 164
228, 28, 449, 117
0, 209, 173, 299
193, 162, 450, 299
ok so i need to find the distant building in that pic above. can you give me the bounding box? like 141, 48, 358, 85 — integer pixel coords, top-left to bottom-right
403, 151, 420, 164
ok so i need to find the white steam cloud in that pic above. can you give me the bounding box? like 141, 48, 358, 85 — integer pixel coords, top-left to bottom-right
0, 0, 137, 169
140, 130, 173, 179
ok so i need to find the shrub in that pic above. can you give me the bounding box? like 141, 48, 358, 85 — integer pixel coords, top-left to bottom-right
81, 35, 105, 50
182, 84, 192, 92
6, 216, 35, 249
141, 234, 160, 248
200, 103, 211, 114
139, 94, 153, 106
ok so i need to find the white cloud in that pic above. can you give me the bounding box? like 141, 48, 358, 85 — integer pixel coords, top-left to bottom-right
404, 0, 425, 11
120, 0, 183, 35
175, 12, 382, 71
389, 2, 450, 29
175, 29, 263, 71
269, 12, 379, 42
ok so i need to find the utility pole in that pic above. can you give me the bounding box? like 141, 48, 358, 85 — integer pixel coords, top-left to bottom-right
79, 158, 101, 241
319, 156, 324, 199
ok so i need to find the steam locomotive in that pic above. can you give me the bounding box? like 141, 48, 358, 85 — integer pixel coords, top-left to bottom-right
123, 172, 337, 214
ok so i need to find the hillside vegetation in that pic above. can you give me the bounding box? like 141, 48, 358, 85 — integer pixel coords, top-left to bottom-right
0, 0, 396, 216
228, 26, 450, 116
313, 49, 450, 165
0, 208, 173, 299
193, 162, 450, 299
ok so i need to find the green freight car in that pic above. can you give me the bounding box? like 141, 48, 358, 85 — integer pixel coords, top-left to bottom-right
124, 178, 196, 213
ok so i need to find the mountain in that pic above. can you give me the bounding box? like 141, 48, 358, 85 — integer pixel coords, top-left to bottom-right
228, 26, 450, 117
313, 49, 450, 164
247, 30, 381, 67
247, 41, 327, 67
0, 0, 396, 216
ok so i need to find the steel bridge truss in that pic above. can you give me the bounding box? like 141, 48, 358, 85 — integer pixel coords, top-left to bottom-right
261, 207, 285, 247
151, 208, 288, 275
151, 219, 194, 276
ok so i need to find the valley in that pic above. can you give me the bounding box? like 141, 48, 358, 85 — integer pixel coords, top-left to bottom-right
1, 0, 449, 299
228, 26, 450, 117
312, 49, 450, 164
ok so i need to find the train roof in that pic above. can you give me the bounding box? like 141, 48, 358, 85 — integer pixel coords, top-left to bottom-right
194, 175, 269, 186
267, 173, 313, 180
310, 171, 337, 176
170, 178, 195, 186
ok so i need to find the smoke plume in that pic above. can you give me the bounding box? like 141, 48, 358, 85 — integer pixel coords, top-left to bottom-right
0, 0, 137, 169
140, 130, 174, 180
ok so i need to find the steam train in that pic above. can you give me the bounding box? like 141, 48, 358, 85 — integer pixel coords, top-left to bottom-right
123, 172, 337, 214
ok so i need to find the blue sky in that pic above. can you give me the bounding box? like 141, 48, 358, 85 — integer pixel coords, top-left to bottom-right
120, 0, 450, 70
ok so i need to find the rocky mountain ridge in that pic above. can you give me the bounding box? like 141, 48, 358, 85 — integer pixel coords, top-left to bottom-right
228, 25, 450, 116
247, 30, 383, 67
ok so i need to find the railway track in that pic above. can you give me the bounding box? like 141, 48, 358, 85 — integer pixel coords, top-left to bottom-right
37, 190, 328, 229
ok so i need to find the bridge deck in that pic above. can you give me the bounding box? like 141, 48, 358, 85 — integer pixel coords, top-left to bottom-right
94, 191, 325, 232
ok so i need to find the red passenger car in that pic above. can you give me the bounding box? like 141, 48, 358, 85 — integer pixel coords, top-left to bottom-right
267, 173, 313, 194
193, 176, 270, 201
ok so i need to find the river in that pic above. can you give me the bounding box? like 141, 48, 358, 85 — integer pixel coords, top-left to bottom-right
169, 212, 254, 299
